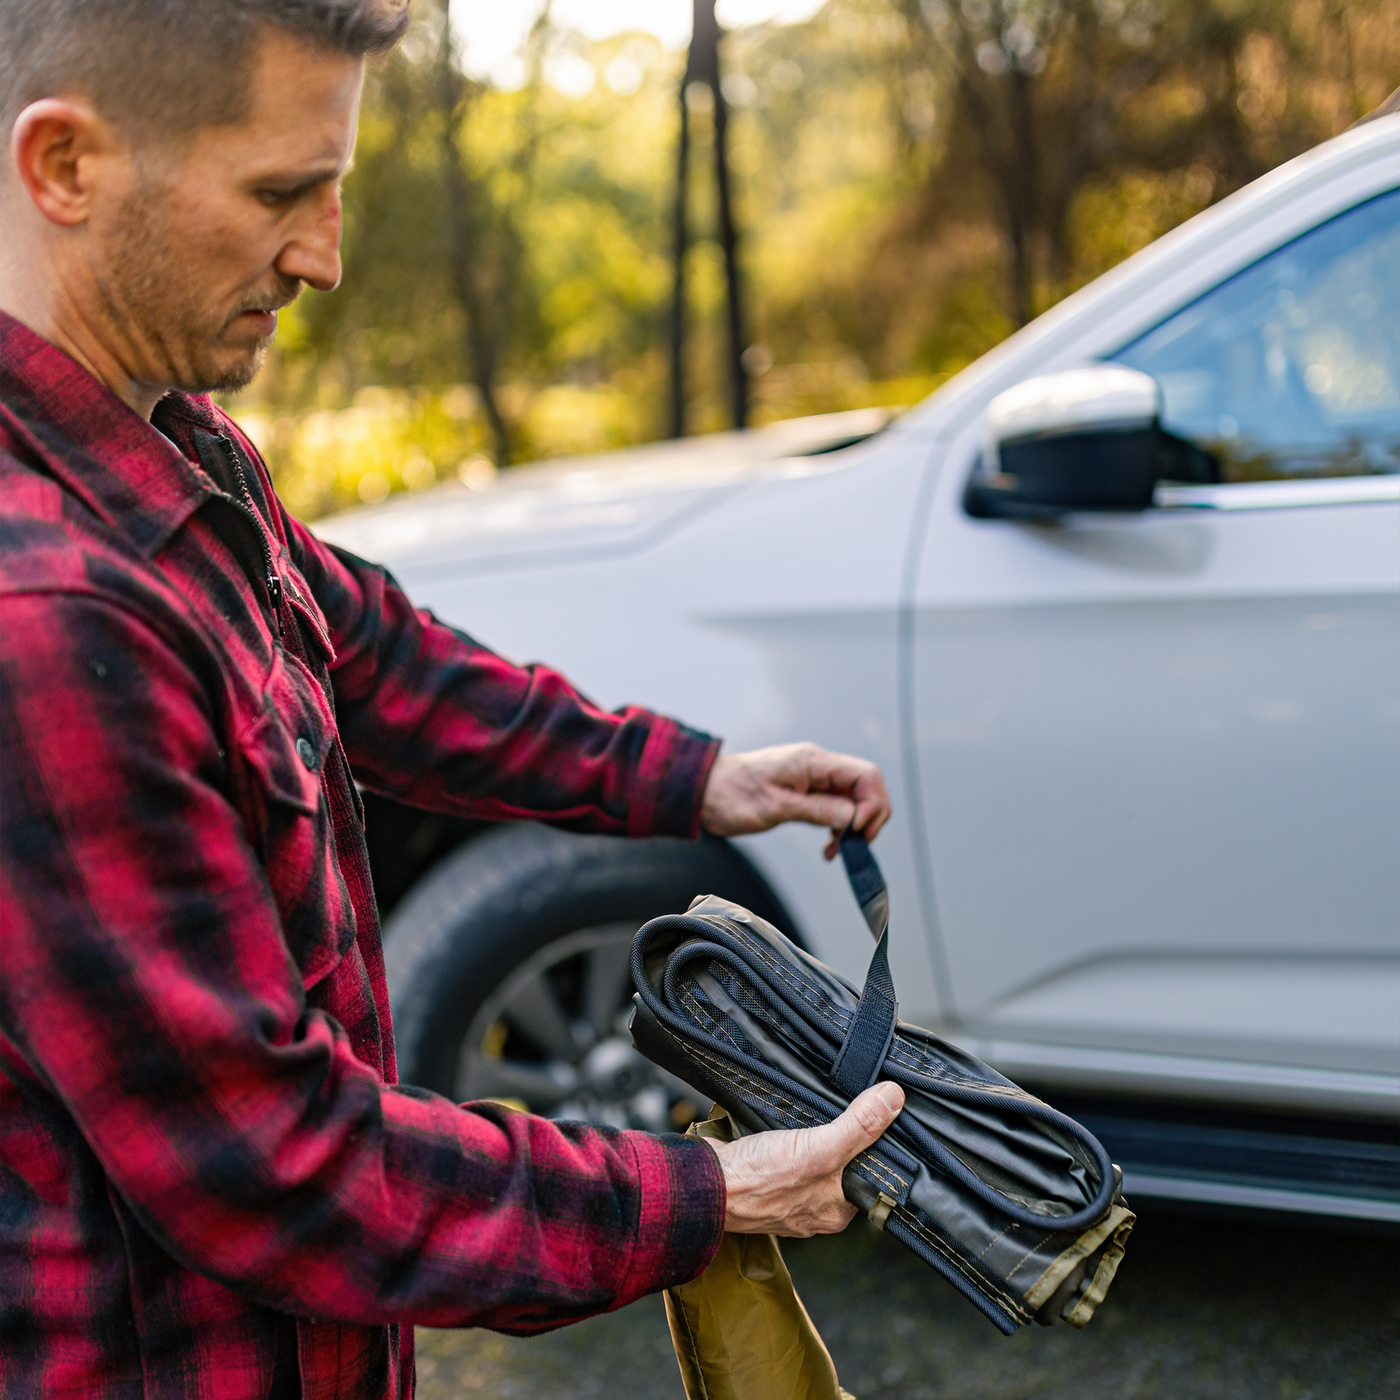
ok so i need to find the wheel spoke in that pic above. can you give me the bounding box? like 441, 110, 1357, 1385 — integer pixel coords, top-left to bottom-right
584, 937, 635, 1039
460, 1054, 575, 1109
453, 925, 669, 1120
503, 975, 579, 1063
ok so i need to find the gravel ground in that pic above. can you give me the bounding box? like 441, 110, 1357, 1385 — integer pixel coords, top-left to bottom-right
414, 1208, 1400, 1400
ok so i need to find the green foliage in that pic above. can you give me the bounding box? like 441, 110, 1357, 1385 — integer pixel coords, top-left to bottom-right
233, 385, 489, 519
1065, 166, 1221, 290
224, 0, 1398, 519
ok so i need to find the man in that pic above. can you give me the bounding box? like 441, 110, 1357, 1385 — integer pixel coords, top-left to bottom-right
0, 3, 905, 1396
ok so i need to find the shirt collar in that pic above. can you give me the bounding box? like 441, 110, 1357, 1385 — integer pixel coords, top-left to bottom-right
0, 308, 237, 557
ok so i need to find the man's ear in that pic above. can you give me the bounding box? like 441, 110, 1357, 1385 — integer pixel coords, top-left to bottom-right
10, 98, 118, 228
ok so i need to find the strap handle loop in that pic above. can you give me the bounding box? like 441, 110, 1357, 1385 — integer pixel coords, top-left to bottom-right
829, 827, 898, 1096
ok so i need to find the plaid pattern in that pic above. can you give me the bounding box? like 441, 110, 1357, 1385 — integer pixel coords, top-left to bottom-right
0, 311, 725, 1399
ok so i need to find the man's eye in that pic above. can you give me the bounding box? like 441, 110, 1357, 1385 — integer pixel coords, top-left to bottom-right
256, 188, 297, 208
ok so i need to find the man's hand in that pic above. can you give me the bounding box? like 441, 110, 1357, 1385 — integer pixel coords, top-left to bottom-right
701, 742, 892, 859
705, 1082, 905, 1236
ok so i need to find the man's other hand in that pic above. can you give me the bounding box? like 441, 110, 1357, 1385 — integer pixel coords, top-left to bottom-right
705, 1082, 906, 1236
701, 742, 892, 859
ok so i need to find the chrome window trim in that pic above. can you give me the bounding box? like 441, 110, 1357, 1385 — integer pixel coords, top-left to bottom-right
1155, 476, 1400, 511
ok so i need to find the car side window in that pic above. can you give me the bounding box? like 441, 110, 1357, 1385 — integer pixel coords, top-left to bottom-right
1112, 187, 1400, 483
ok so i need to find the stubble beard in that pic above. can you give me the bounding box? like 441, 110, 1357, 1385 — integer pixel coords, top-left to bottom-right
98, 177, 300, 397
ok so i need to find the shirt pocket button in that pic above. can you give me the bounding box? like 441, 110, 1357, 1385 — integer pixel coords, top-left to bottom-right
295, 736, 318, 770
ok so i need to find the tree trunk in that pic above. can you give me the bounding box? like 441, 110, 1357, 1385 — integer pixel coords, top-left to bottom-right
668, 79, 691, 439
437, 14, 511, 465
673, 0, 749, 435
711, 58, 749, 429
1003, 66, 1037, 327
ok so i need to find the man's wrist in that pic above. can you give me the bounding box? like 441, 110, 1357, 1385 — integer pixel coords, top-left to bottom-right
683, 733, 725, 838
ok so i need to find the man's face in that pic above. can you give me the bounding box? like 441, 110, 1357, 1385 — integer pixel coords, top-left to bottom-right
90, 28, 363, 396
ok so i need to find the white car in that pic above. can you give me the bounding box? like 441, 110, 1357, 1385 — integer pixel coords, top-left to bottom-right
317, 114, 1400, 1226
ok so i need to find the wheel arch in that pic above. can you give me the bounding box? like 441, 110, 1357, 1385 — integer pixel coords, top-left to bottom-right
364, 795, 801, 1093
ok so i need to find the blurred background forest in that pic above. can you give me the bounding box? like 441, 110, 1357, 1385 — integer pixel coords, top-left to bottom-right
223, 0, 1399, 520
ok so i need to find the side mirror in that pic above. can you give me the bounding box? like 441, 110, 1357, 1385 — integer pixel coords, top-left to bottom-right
963, 365, 1220, 520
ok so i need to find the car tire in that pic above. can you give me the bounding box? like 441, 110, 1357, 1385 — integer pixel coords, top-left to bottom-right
382, 823, 793, 1127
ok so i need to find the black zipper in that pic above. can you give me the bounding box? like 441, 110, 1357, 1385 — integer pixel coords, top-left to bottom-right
217, 435, 284, 631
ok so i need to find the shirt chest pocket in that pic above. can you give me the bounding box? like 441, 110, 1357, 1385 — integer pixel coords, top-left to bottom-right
231, 648, 357, 990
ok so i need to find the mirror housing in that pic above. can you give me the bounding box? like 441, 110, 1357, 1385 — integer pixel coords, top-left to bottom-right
964, 365, 1219, 519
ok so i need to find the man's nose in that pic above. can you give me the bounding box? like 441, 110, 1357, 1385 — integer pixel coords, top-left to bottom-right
275, 193, 343, 293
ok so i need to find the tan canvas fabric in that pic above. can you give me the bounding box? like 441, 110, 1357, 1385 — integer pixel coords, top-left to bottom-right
664, 1108, 855, 1400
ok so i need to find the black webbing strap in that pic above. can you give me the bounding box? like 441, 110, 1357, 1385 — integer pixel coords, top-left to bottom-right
829, 828, 897, 1096
839, 826, 889, 942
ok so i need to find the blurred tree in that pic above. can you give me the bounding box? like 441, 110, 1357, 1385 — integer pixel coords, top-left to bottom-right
224, 0, 1398, 519
669, 0, 751, 435
435, 0, 517, 465
890, 0, 1399, 328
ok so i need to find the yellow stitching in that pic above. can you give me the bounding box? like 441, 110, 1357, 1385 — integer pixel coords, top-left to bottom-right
974, 1221, 1018, 1262
893, 1209, 1029, 1319
685, 1044, 824, 1125
1000, 1230, 1061, 1279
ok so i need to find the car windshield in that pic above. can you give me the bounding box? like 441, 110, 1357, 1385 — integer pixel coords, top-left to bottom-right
1112, 186, 1400, 482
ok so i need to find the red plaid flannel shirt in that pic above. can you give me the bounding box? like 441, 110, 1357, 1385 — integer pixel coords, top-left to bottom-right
0, 311, 726, 1399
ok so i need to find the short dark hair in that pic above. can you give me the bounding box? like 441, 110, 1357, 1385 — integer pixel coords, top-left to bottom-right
0, 0, 409, 145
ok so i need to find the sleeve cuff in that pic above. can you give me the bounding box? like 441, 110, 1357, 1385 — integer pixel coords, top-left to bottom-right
612, 1131, 726, 1308
627, 718, 722, 839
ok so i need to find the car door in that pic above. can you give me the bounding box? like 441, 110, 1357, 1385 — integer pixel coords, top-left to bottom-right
910, 185, 1400, 1114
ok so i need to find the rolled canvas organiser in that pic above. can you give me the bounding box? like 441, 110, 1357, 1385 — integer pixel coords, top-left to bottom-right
629, 830, 1134, 1335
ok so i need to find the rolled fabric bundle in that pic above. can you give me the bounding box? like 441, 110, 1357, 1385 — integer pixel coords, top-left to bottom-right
665, 1106, 855, 1400
629, 830, 1134, 1335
